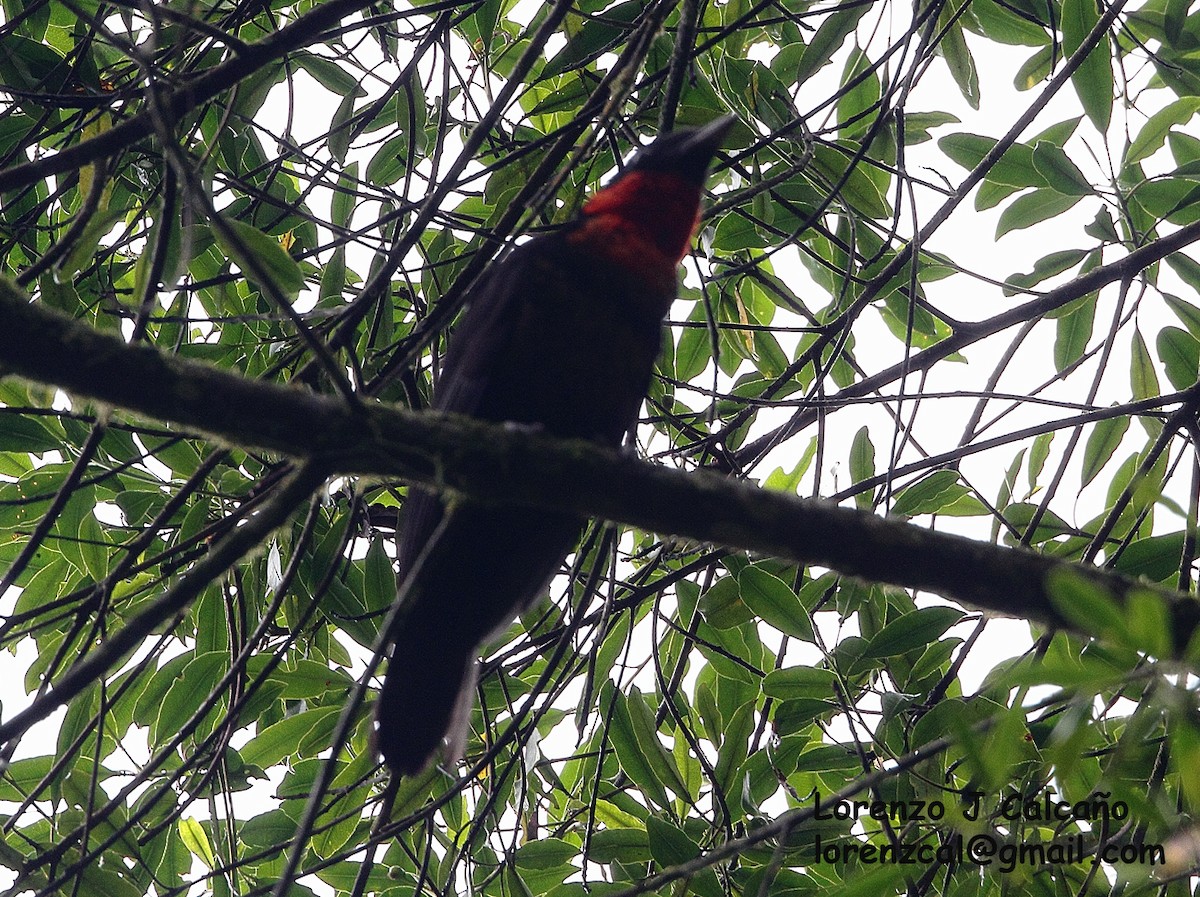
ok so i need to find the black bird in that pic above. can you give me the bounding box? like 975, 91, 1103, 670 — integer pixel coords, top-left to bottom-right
374, 118, 733, 775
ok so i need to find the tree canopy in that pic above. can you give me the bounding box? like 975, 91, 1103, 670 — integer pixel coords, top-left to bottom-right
2, 0, 1200, 894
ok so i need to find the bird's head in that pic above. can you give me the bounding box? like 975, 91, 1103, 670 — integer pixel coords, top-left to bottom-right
579, 116, 734, 263
619, 115, 736, 185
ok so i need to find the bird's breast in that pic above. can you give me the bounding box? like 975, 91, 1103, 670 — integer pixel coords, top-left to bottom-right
565, 213, 681, 297
473, 235, 678, 445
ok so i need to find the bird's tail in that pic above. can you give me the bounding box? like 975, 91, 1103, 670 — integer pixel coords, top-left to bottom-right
374, 618, 477, 776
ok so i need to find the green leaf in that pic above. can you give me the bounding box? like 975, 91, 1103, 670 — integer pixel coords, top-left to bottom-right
293, 52, 365, 98
1164, 0, 1190, 42
624, 687, 691, 801
470, 0, 506, 51
794, 744, 861, 772
0, 34, 69, 103
0, 113, 35, 161
178, 818, 216, 869
939, 132, 1043, 188
133, 653, 194, 727
971, 0, 1052, 46
309, 757, 369, 863
1053, 293, 1096, 372
1014, 44, 1053, 89
0, 412, 59, 453
1123, 588, 1171, 657
362, 535, 395, 612
810, 143, 892, 218
61, 206, 129, 281
938, 494, 991, 516
230, 59, 286, 120
1169, 130, 1200, 167
1085, 206, 1119, 241
738, 566, 814, 640
713, 212, 764, 251
763, 438, 818, 493
215, 218, 305, 299
0, 755, 54, 801
240, 706, 341, 768
998, 650, 1123, 690
773, 698, 836, 736
1132, 177, 1200, 225
131, 210, 188, 303
1031, 141, 1091, 195
1157, 325, 1200, 389
849, 425, 875, 509
58, 487, 98, 579
1080, 411, 1129, 488
863, 606, 965, 658
274, 660, 353, 700
1046, 567, 1123, 636
890, 470, 968, 517
1002, 502, 1075, 544
320, 247, 346, 304
698, 576, 753, 629
795, 2, 871, 83
839, 46, 881, 140
908, 636, 963, 684
939, 15, 980, 108
1034, 114, 1084, 148
365, 131, 413, 187
674, 304, 712, 381
328, 91, 356, 164
75, 865, 144, 897
996, 188, 1083, 238
588, 827, 651, 863
647, 816, 699, 866
763, 666, 838, 700
152, 652, 231, 743
1113, 532, 1185, 582
901, 111, 960, 144
994, 449, 1026, 540
515, 838, 579, 869
713, 701, 754, 794
542, 0, 642, 77
1062, 0, 1113, 133
1028, 432, 1053, 492
56, 681, 97, 769
607, 687, 672, 810
1164, 290, 1200, 339
394, 76, 429, 150
1126, 98, 1200, 165
1130, 332, 1162, 437
1003, 248, 1088, 295
645, 818, 723, 897
331, 162, 358, 228
241, 809, 306, 851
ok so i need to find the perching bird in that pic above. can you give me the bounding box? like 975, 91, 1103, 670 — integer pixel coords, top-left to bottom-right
374, 117, 734, 775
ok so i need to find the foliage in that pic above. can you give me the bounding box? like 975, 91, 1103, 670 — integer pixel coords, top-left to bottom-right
1, 0, 1200, 894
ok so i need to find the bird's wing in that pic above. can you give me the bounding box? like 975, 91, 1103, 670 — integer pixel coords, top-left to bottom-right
431, 239, 552, 417
395, 239, 553, 578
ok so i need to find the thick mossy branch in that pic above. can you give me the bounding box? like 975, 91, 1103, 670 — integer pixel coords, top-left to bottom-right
1, 277, 1197, 651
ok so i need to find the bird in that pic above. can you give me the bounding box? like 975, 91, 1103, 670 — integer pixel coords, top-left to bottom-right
374, 116, 734, 776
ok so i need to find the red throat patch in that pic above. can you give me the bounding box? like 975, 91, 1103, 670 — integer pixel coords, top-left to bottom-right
580, 170, 703, 263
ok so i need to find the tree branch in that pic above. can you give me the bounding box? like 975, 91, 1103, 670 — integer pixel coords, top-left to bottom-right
1, 276, 1197, 653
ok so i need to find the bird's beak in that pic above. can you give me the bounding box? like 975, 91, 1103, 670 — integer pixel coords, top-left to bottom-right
677, 115, 736, 157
